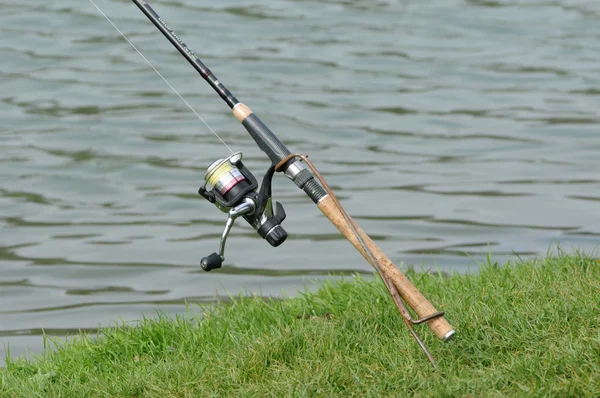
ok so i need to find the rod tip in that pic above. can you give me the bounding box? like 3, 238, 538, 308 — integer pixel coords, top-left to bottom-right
443, 329, 456, 342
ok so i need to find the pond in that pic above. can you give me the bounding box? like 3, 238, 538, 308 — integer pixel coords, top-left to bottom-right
1, 0, 599, 363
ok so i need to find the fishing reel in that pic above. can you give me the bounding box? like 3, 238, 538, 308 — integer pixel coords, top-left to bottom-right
197, 152, 287, 271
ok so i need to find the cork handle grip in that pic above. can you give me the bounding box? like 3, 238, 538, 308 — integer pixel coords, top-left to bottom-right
318, 195, 455, 340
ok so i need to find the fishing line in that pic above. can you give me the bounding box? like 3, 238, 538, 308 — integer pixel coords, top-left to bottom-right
88, 0, 234, 153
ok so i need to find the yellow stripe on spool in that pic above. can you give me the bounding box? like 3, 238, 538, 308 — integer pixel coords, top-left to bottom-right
206, 161, 233, 188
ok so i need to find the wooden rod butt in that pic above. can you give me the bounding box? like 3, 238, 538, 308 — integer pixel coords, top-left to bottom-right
317, 195, 455, 341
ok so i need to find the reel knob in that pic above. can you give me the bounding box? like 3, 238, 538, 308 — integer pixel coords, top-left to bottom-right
200, 252, 223, 271
265, 224, 287, 247
257, 201, 288, 247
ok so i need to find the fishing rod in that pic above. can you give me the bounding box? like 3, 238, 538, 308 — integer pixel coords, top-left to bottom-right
97, 0, 455, 367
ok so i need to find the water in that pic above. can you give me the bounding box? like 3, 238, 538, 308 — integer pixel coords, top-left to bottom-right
1, 0, 599, 364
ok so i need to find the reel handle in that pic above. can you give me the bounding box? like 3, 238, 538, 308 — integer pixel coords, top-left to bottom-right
200, 252, 223, 271
200, 200, 254, 272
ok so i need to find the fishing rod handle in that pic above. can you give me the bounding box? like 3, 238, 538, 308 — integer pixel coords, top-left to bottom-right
318, 195, 455, 341
234, 104, 328, 203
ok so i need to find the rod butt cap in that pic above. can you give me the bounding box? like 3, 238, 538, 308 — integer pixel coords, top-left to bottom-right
443, 329, 456, 342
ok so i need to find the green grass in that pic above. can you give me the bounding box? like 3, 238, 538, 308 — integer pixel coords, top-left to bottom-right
1, 250, 599, 397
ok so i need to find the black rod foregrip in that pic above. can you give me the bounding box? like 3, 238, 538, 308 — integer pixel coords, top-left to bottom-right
131, 0, 238, 108
241, 114, 291, 165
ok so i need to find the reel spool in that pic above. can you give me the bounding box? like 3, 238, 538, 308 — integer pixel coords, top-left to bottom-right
199, 152, 257, 212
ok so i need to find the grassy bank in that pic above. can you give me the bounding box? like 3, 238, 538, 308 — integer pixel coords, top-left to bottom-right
1, 251, 599, 397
